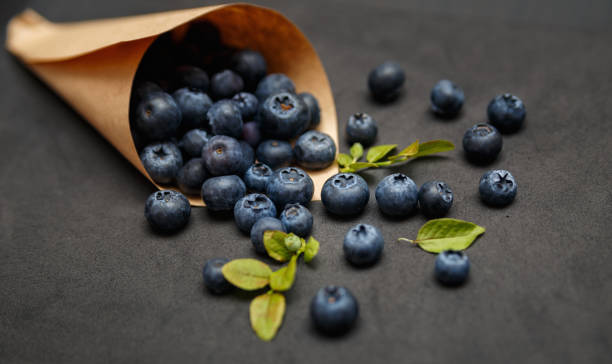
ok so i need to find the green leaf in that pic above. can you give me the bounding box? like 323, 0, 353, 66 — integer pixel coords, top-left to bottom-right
222, 259, 272, 290
350, 143, 364, 161
399, 218, 485, 253
411, 140, 454, 158
388, 140, 419, 160
304, 237, 320, 263
366, 144, 397, 163
250, 292, 286, 341
337, 153, 352, 167
264, 231, 293, 262
284, 233, 302, 252
348, 162, 378, 171
269, 256, 298, 291
375, 160, 393, 167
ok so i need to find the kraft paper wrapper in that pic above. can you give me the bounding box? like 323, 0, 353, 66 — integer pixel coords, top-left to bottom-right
5, 4, 338, 206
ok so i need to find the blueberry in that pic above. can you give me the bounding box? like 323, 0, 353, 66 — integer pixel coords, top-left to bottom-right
202, 135, 244, 176
207, 100, 243, 139
310, 286, 359, 335
375, 173, 419, 217
299, 92, 321, 127
430, 80, 464, 116
144, 190, 191, 233
132, 81, 162, 102
487, 93, 526, 133
176, 158, 208, 195
179, 129, 210, 158
255, 73, 296, 101
134, 92, 182, 141
140, 142, 183, 184
201, 175, 246, 212
343, 224, 384, 266
266, 167, 314, 209
203, 258, 233, 294
368, 61, 405, 101
173, 65, 209, 92
346, 113, 377, 146
256, 140, 294, 169
241, 121, 261, 147
250, 217, 285, 254
232, 92, 259, 120
321, 173, 369, 216
435, 250, 470, 286
280, 203, 313, 237
237, 141, 255, 175
418, 181, 453, 218
231, 50, 267, 90
210, 69, 244, 100
294, 130, 337, 170
462, 123, 503, 164
259, 92, 310, 140
233, 193, 277, 233
479, 169, 517, 206
243, 162, 273, 193
172, 87, 212, 130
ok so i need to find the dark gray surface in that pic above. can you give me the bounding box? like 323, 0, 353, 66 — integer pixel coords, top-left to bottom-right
1, 1, 612, 363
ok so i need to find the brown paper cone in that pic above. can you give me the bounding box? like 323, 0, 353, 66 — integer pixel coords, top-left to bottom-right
5, 4, 338, 206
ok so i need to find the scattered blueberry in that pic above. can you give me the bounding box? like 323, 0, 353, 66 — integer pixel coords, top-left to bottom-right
144, 190, 191, 233
346, 113, 377, 146
310, 285, 359, 336
487, 93, 526, 133
202, 135, 244, 176
231, 50, 267, 90
201, 175, 246, 212
134, 92, 182, 141
207, 100, 243, 139
233, 193, 277, 233
435, 250, 470, 286
172, 87, 213, 130
179, 128, 210, 158
462, 123, 503, 164
375, 173, 419, 217
255, 73, 296, 101
299, 92, 321, 127
203, 258, 234, 294
243, 163, 273, 193
418, 181, 453, 218
368, 61, 405, 101
266, 167, 314, 209
176, 158, 208, 195
479, 169, 517, 207
294, 130, 337, 170
430, 79, 464, 116
343, 224, 384, 266
232, 92, 259, 120
174, 65, 209, 92
140, 142, 183, 184
250, 217, 285, 254
210, 69, 244, 100
256, 140, 294, 169
321, 173, 369, 216
259, 92, 310, 140
241, 121, 262, 147
280, 203, 313, 237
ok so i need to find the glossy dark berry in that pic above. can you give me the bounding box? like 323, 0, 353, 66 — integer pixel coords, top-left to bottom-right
479, 169, 517, 207
210, 69, 244, 100
232, 92, 259, 120
134, 92, 182, 141
418, 181, 453, 218
266, 167, 314, 209
233, 193, 277, 233
172, 87, 212, 130
487, 93, 526, 133
173, 65, 209, 92
294, 130, 337, 170
203, 258, 233, 294
462, 123, 503, 164
430, 80, 464, 116
176, 158, 208, 195
343, 224, 384, 266
435, 250, 470, 286
207, 100, 243, 139
368, 61, 405, 101
256, 140, 293, 169
132, 81, 162, 102
202, 135, 244, 176
259, 92, 310, 140
310, 286, 359, 335
322, 173, 369, 216
299, 92, 321, 127
231, 50, 267, 90
201, 175, 246, 212
179, 129, 210, 158
346, 113, 377, 146
375, 173, 419, 217
243, 162, 273, 193
140, 142, 183, 184
280, 203, 313, 237
255, 73, 296, 101
241, 121, 262, 148
250, 217, 285, 254
144, 190, 191, 233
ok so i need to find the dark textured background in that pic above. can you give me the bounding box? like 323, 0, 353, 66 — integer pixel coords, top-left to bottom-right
1, 1, 612, 363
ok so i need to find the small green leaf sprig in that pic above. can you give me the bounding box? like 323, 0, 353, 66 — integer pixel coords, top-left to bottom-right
399, 218, 485, 253
337, 140, 455, 173
221, 231, 319, 341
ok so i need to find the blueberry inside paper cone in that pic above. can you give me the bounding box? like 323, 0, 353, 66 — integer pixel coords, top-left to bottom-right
5, 4, 338, 206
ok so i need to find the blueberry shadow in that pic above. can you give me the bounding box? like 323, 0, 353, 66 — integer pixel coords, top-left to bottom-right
425, 107, 463, 122
306, 315, 362, 341
432, 272, 471, 290
341, 252, 385, 271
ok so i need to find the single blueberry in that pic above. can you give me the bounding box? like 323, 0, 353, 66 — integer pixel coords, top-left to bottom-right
202, 135, 244, 176
462, 123, 503, 164
231, 50, 267, 90
237, 141, 255, 176
310, 285, 359, 336
232, 92, 259, 120
487, 93, 526, 133
430, 80, 464, 116
203, 258, 233, 294
140, 142, 183, 184
435, 250, 470, 286
255, 73, 296, 101
172, 87, 213, 130
210, 69, 244, 100
144, 190, 191, 233
343, 224, 384, 266
250, 217, 285, 255
299, 92, 321, 127
233, 193, 277, 233
374, 173, 419, 217
321, 173, 369, 216
256, 140, 294, 169
207, 100, 244, 139
418, 181, 453, 218
294, 130, 337, 170
176, 158, 208, 195
479, 169, 517, 207
280, 203, 313, 237
201, 175, 246, 212
173, 65, 209, 92
368, 61, 405, 101
241, 121, 261, 148
179, 129, 210, 158
346, 113, 378, 147
243, 162, 273, 193
134, 92, 182, 141
259, 92, 310, 140
266, 167, 314, 209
